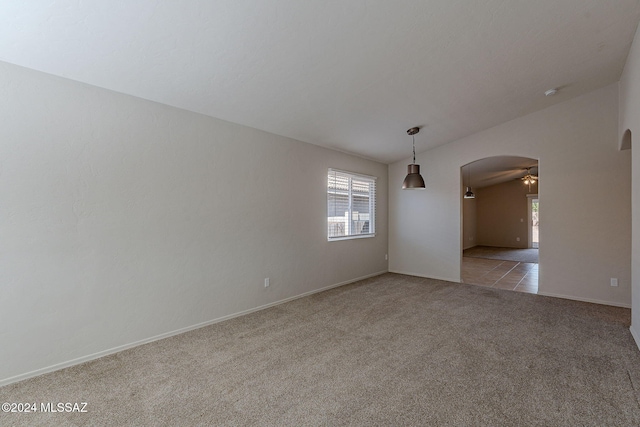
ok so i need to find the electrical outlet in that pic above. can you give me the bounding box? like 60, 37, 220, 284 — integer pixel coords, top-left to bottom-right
385, 254, 388, 260
264, 278, 270, 288
516, 237, 520, 242
610, 278, 618, 287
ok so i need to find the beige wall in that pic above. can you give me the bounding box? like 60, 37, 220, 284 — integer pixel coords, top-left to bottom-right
389, 83, 631, 307
0, 62, 388, 385
462, 197, 477, 250
475, 180, 535, 249
619, 24, 640, 346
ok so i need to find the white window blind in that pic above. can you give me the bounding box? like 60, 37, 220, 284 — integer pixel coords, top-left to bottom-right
327, 169, 376, 240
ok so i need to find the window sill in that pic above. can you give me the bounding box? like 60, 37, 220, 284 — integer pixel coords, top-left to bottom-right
328, 233, 376, 242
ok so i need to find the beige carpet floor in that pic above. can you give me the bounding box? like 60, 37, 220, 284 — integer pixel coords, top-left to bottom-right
464, 246, 539, 263
1, 273, 639, 426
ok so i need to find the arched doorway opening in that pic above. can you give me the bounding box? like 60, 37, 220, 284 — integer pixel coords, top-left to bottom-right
621, 129, 632, 150
460, 156, 539, 294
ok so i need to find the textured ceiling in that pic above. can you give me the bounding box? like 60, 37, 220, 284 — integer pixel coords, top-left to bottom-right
0, 1, 639, 164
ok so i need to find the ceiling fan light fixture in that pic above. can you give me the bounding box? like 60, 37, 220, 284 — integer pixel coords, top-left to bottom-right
402, 127, 426, 190
521, 167, 538, 190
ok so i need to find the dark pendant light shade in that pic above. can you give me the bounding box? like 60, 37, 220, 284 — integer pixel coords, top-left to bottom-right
464, 186, 475, 199
403, 164, 426, 189
402, 127, 426, 190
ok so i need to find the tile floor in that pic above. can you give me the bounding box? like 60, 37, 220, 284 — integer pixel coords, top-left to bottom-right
462, 257, 538, 294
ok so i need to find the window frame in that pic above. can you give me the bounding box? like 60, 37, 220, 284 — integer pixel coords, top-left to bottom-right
327, 168, 376, 241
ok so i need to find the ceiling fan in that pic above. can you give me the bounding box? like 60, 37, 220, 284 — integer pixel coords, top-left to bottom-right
521, 167, 538, 190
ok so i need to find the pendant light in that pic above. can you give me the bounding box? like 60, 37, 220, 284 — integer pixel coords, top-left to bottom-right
464, 187, 475, 198
463, 164, 475, 199
402, 127, 426, 189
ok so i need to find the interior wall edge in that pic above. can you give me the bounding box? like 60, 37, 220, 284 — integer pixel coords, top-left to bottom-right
630, 325, 640, 351
618, 19, 640, 346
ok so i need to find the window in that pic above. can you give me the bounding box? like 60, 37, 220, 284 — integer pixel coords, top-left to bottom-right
327, 169, 376, 240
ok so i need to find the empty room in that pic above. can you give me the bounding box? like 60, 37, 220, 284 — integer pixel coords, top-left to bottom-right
2, 1, 640, 425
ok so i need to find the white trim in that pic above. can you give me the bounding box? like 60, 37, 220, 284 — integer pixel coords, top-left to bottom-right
328, 233, 376, 242
527, 194, 538, 249
328, 168, 377, 181
630, 326, 640, 351
389, 271, 631, 309
0, 270, 388, 387
537, 291, 631, 308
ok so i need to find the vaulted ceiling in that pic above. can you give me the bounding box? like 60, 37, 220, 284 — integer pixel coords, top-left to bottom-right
463, 157, 538, 189
1, 1, 639, 163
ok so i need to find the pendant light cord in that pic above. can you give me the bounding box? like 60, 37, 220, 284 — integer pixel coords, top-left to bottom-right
412, 135, 416, 164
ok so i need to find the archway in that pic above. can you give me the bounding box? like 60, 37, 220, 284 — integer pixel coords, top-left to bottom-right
621, 129, 632, 150
460, 156, 539, 294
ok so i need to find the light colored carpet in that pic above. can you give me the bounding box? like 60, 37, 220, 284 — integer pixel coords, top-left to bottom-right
464, 246, 539, 263
1, 273, 639, 426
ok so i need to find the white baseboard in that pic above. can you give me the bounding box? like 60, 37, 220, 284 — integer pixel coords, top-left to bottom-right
388, 269, 460, 283
630, 325, 640, 351
0, 270, 388, 387
537, 291, 631, 308
388, 271, 631, 309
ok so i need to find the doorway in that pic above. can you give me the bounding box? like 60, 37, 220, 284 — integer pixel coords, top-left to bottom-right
461, 156, 539, 294
528, 196, 539, 249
